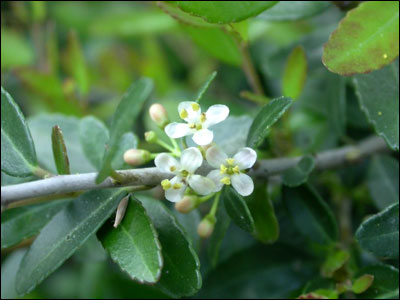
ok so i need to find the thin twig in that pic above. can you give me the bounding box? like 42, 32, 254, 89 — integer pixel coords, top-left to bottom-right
1, 136, 389, 208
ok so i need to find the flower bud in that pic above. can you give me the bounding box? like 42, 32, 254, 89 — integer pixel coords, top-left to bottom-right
175, 195, 198, 214
145, 131, 158, 143
197, 215, 216, 238
149, 103, 169, 128
123, 149, 150, 166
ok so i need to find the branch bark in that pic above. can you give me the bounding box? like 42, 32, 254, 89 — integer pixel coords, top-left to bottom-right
1, 136, 389, 208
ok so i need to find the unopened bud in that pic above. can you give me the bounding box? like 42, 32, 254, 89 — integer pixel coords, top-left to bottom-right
175, 195, 198, 214
197, 215, 216, 238
145, 131, 157, 143
149, 103, 169, 128
123, 149, 150, 166
114, 195, 129, 228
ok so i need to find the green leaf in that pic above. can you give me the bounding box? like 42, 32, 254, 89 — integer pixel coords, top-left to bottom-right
355, 265, 399, 299
326, 73, 346, 138
1, 29, 34, 69
258, 1, 331, 21
208, 197, 231, 267
356, 202, 399, 258
183, 26, 242, 66
322, 1, 399, 75
1, 249, 26, 299
28, 114, 96, 173
79, 116, 109, 170
282, 184, 338, 244
177, 1, 278, 24
139, 196, 202, 298
248, 183, 279, 243
222, 186, 255, 233
367, 155, 399, 210
282, 46, 307, 100
195, 71, 217, 102
173, 209, 202, 252
1, 87, 37, 177
247, 96, 293, 148
352, 274, 374, 294
1, 199, 71, 249
321, 249, 350, 277
51, 125, 70, 175
96, 78, 153, 183
353, 59, 399, 151
282, 155, 315, 187
111, 132, 139, 170
98, 195, 162, 283
15, 189, 127, 296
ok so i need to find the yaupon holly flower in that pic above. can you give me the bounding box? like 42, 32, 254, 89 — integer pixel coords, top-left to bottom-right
165, 101, 229, 146
206, 146, 257, 196
155, 147, 215, 202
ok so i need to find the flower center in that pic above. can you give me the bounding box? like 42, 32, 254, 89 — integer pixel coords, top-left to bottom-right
180, 170, 189, 178
220, 158, 240, 176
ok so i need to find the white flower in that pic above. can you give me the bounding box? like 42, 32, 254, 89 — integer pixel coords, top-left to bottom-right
165, 101, 229, 146
206, 146, 257, 196
155, 147, 216, 202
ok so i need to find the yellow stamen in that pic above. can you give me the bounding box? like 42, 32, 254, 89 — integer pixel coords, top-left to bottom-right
220, 177, 231, 185
226, 158, 235, 165
172, 183, 182, 189
191, 103, 200, 111
180, 109, 188, 119
161, 179, 171, 190
220, 164, 227, 174
196, 123, 202, 130
180, 170, 189, 177
189, 123, 196, 129
232, 166, 240, 174
200, 113, 206, 122
170, 166, 176, 172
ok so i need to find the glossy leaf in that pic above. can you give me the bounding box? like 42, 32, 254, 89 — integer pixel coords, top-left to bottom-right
352, 274, 374, 294
248, 183, 279, 244
139, 196, 202, 298
1, 249, 26, 299
1, 87, 37, 177
282, 155, 315, 187
98, 195, 162, 283
1, 199, 71, 249
282, 46, 307, 100
355, 265, 399, 299
258, 1, 331, 21
195, 71, 217, 102
222, 186, 255, 233
28, 114, 96, 173
367, 155, 399, 210
79, 116, 109, 170
356, 202, 399, 258
177, 1, 278, 24
282, 184, 338, 244
51, 125, 70, 175
321, 249, 350, 277
96, 78, 153, 183
16, 189, 127, 295
323, 1, 399, 75
247, 97, 293, 148
353, 59, 399, 150
208, 197, 231, 267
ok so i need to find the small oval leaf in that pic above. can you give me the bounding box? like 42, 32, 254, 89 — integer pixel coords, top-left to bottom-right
323, 1, 399, 75
282, 155, 315, 187
1, 87, 37, 177
222, 186, 255, 233
356, 202, 399, 259
282, 45, 307, 100
247, 96, 293, 149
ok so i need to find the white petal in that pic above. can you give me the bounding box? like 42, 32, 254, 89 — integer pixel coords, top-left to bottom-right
207, 170, 224, 192
206, 146, 227, 168
154, 153, 180, 173
180, 147, 203, 173
165, 122, 192, 139
178, 101, 201, 122
165, 176, 186, 202
231, 173, 254, 196
192, 128, 213, 146
233, 147, 257, 170
188, 175, 216, 196
204, 104, 229, 127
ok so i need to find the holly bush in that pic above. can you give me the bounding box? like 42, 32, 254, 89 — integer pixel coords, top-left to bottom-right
1, 1, 399, 299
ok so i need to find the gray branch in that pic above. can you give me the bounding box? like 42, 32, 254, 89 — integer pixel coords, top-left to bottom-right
1, 136, 389, 207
